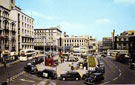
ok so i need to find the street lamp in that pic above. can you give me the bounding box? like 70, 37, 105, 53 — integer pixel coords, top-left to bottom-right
43, 35, 46, 56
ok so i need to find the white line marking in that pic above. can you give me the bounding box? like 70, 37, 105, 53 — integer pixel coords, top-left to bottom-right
20, 79, 35, 83
104, 81, 111, 84
119, 72, 122, 77
104, 58, 122, 84
119, 69, 121, 72
113, 77, 119, 81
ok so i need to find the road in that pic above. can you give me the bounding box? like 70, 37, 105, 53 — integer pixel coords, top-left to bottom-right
0, 56, 135, 85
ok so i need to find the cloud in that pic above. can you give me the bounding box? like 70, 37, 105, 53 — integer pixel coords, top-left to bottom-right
59, 21, 87, 34
95, 18, 111, 24
114, 0, 135, 4
24, 10, 59, 20
60, 21, 84, 29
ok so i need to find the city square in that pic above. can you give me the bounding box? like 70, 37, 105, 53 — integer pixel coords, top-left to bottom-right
0, 0, 135, 85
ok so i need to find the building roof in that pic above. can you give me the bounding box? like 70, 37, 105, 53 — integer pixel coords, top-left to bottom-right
13, 6, 34, 20
34, 27, 62, 33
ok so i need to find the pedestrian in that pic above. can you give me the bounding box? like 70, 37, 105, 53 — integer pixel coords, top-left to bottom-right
3, 58, 6, 68
61, 58, 63, 63
63, 57, 64, 62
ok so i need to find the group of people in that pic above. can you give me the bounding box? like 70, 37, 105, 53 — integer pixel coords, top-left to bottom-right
59, 51, 75, 70
59, 51, 64, 63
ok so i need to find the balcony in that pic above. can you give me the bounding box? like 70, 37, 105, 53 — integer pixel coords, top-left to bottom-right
11, 30, 16, 34
4, 28, 9, 32
0, 36, 5, 40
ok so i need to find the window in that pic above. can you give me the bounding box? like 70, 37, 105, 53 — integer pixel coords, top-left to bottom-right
22, 16, 23, 20
132, 32, 134, 35
119, 43, 121, 46
123, 43, 126, 46
11, 0, 14, 3
119, 38, 121, 41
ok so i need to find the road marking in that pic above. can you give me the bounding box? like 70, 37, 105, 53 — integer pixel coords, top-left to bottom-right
104, 58, 122, 84
113, 77, 119, 81
6, 71, 26, 83
20, 79, 35, 83
119, 72, 122, 77
104, 81, 111, 84
119, 69, 121, 73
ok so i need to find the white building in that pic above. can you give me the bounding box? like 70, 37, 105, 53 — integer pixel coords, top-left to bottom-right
62, 35, 98, 53
0, 0, 17, 54
10, 6, 34, 53
34, 26, 62, 51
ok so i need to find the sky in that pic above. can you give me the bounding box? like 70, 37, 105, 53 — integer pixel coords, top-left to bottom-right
16, 0, 135, 40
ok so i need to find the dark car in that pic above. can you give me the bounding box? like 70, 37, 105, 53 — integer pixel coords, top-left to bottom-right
129, 63, 135, 69
82, 70, 96, 80
101, 54, 106, 57
32, 57, 44, 65
116, 54, 126, 63
84, 73, 104, 84
37, 69, 57, 79
24, 63, 38, 74
129, 59, 135, 69
96, 58, 105, 74
59, 71, 81, 81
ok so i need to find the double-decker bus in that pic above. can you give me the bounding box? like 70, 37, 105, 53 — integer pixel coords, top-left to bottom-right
19, 49, 36, 61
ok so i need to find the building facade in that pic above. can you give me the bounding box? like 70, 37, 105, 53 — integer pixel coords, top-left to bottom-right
114, 30, 135, 50
0, 0, 17, 55
0, 0, 34, 56
34, 26, 62, 51
10, 6, 34, 53
114, 30, 135, 61
62, 35, 98, 53
102, 37, 112, 53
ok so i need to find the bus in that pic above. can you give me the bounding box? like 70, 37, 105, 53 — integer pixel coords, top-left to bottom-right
19, 49, 36, 61
73, 46, 88, 57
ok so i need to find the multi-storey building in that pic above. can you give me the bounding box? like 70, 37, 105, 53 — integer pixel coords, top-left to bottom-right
62, 35, 98, 53
0, 0, 17, 56
10, 6, 34, 53
114, 30, 135, 50
102, 37, 112, 53
114, 30, 135, 62
34, 26, 62, 51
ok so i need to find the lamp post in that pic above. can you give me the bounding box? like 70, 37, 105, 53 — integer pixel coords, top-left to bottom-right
43, 36, 46, 56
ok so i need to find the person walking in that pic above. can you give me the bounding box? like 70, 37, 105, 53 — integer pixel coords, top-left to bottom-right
3, 58, 6, 68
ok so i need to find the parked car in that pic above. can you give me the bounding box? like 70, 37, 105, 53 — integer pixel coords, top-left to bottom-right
116, 54, 126, 63
84, 72, 104, 84
101, 54, 106, 57
63, 53, 70, 59
32, 57, 44, 65
129, 62, 135, 69
67, 57, 78, 62
59, 71, 81, 81
24, 63, 38, 74
96, 58, 105, 74
82, 70, 96, 80
37, 69, 57, 79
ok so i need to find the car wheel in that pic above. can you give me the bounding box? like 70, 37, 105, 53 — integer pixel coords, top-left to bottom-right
76, 78, 79, 80
63, 78, 65, 81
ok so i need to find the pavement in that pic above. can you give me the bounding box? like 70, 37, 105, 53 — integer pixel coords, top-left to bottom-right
36, 55, 86, 77
0, 60, 20, 68
0, 54, 45, 68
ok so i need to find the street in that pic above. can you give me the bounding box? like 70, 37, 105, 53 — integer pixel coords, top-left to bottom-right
0, 56, 135, 85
